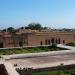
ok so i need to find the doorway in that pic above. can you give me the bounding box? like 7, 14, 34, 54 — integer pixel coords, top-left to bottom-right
0, 43, 3, 48
51, 38, 55, 44
19, 41, 23, 47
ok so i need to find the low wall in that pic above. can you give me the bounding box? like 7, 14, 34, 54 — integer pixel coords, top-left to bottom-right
0, 62, 19, 75
16, 64, 75, 75
1, 61, 75, 75
0, 64, 8, 75
4, 62, 19, 75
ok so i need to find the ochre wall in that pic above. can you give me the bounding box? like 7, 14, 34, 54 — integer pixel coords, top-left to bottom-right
0, 31, 75, 48
27, 32, 75, 46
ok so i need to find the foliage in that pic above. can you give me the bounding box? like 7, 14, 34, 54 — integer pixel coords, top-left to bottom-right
7, 27, 14, 31
66, 42, 75, 47
0, 56, 1, 58
25, 23, 48, 30
51, 43, 57, 48
2, 23, 49, 33
32, 69, 75, 75
20, 27, 24, 29
2, 29, 7, 32
0, 46, 66, 55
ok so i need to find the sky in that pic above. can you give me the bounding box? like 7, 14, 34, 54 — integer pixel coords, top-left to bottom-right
0, 0, 75, 29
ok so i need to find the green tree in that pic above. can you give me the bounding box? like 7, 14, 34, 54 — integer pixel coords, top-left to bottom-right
7, 27, 15, 32
43, 27, 48, 29
20, 27, 24, 29
2, 29, 7, 32
25, 23, 44, 30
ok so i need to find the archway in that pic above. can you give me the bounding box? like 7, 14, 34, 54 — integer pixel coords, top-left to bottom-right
19, 41, 23, 47
0, 42, 3, 48
63, 40, 65, 44
58, 38, 60, 44
56, 39, 58, 44
51, 38, 55, 44
45, 40, 47, 45
40, 41, 43, 45
48, 39, 50, 45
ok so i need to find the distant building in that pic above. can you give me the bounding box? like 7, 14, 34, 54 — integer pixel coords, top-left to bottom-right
0, 29, 75, 48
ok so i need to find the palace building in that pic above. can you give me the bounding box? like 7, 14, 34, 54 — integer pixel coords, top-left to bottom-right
0, 29, 75, 48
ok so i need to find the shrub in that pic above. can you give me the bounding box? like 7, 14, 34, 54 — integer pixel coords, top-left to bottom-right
0, 56, 1, 58
66, 42, 75, 46
51, 43, 57, 48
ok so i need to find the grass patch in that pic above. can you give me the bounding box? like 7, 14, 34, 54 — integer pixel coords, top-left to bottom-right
32, 69, 75, 75
0, 46, 68, 55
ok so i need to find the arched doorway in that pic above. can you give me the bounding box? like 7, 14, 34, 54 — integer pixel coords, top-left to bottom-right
40, 41, 43, 45
56, 39, 58, 44
51, 38, 55, 44
0, 42, 3, 48
63, 40, 65, 44
58, 38, 60, 44
19, 41, 23, 47
48, 39, 50, 45
45, 40, 47, 45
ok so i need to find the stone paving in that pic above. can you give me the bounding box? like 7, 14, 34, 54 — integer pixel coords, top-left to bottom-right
1, 44, 75, 70
8, 52, 75, 69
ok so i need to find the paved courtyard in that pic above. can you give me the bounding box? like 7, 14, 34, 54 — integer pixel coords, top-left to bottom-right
2, 45, 75, 69
8, 52, 75, 69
